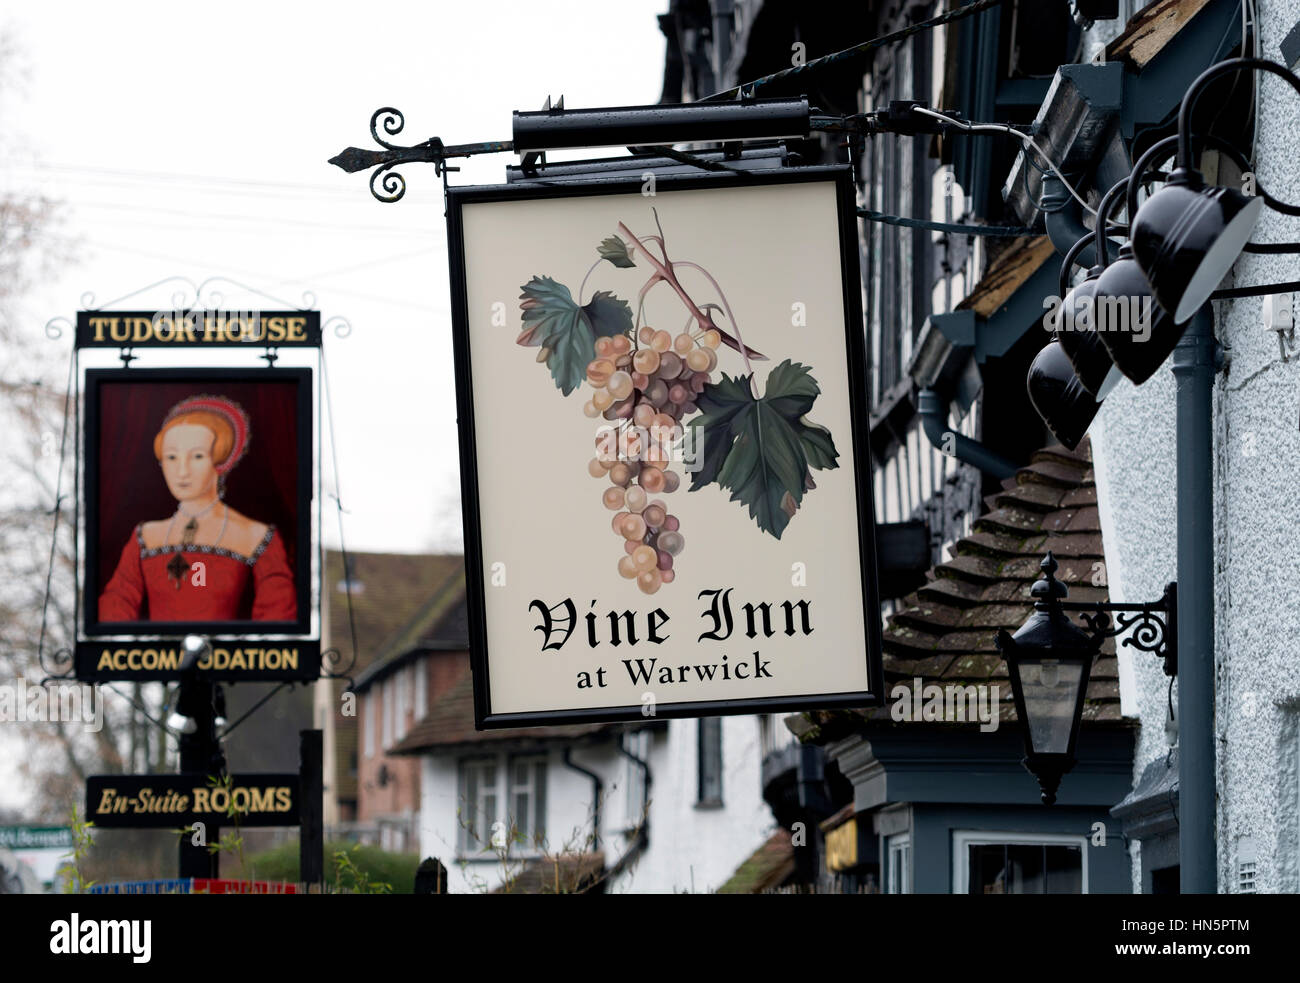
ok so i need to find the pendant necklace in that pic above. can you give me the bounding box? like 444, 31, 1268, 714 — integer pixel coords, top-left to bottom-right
165, 497, 219, 589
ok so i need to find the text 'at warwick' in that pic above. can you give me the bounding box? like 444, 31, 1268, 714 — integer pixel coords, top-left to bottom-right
529, 587, 814, 651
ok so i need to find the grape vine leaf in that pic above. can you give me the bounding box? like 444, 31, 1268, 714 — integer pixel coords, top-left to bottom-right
598, 235, 636, 269
518, 276, 632, 395
687, 360, 839, 539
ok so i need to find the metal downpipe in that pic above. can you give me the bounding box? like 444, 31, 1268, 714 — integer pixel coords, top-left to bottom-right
1171, 306, 1217, 893
917, 388, 1019, 481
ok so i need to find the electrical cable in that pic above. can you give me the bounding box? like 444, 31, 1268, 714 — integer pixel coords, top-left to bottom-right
1127, 131, 1300, 251
320, 342, 361, 692
910, 106, 1097, 215
701, 0, 1010, 102
1058, 230, 1097, 300
34, 346, 76, 680
1212, 278, 1300, 300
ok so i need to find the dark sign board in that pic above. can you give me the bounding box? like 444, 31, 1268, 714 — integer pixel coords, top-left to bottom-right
86, 774, 300, 828
82, 368, 314, 647
74, 639, 321, 682
446, 165, 884, 728
76, 310, 321, 348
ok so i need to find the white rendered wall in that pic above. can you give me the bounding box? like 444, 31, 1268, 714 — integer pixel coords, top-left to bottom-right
1089, 0, 1300, 893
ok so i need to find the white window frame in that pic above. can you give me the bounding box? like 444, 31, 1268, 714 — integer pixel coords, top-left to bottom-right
414, 660, 427, 720
623, 730, 650, 830
458, 756, 498, 855
508, 754, 548, 851
457, 752, 548, 859
952, 830, 1090, 894
885, 833, 911, 894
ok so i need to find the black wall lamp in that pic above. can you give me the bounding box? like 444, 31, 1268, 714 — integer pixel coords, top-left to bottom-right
1053, 178, 1133, 398
1030, 65, 1300, 450
1130, 57, 1300, 323
1028, 180, 1131, 451
1027, 339, 1101, 451
997, 553, 1176, 805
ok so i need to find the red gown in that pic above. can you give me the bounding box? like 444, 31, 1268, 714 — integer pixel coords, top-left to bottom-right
98, 524, 297, 623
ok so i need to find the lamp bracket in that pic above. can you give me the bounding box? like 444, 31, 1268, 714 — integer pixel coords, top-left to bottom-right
1059, 582, 1177, 677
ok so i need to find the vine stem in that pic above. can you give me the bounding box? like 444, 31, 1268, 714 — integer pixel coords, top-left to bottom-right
672, 260, 755, 383
577, 257, 602, 306
617, 221, 766, 365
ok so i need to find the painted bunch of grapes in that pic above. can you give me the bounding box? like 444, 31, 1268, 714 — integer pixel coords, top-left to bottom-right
516, 208, 839, 594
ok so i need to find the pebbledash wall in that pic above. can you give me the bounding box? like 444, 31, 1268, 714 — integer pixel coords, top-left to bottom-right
1089, 1, 1300, 893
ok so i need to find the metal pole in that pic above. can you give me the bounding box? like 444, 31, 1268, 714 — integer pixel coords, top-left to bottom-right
299, 729, 324, 890
177, 679, 220, 880
1171, 307, 1217, 893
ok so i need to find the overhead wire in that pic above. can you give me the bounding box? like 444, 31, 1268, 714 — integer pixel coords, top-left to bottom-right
701, 0, 1011, 102
30, 230, 445, 314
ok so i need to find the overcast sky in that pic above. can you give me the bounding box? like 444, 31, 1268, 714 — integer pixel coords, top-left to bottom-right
3, 0, 669, 555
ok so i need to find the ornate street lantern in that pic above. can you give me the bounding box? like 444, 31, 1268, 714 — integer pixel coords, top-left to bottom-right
996, 553, 1102, 806
997, 553, 1178, 805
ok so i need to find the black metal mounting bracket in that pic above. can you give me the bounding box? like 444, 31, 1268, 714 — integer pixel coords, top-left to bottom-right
1060, 582, 1178, 677
329, 108, 508, 203
319, 647, 357, 692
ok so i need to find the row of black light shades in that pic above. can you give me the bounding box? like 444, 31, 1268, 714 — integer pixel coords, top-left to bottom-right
1029, 57, 1300, 448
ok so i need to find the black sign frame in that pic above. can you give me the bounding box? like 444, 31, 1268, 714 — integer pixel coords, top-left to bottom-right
446, 164, 886, 729
75, 310, 321, 348
74, 639, 321, 682
86, 773, 300, 829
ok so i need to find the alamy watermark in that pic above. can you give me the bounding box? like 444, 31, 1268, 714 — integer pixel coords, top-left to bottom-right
1042, 293, 1153, 343
890, 676, 1001, 732
0, 678, 104, 733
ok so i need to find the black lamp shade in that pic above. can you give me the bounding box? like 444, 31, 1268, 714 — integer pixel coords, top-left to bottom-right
1027, 341, 1101, 451
1092, 243, 1184, 384
1053, 272, 1119, 396
1130, 167, 1264, 323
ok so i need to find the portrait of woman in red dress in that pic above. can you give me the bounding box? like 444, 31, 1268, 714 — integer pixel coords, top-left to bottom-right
97, 394, 298, 624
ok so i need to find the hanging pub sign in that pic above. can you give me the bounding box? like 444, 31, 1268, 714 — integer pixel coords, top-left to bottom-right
85, 773, 300, 828
75, 310, 321, 348
447, 165, 884, 727
77, 367, 318, 681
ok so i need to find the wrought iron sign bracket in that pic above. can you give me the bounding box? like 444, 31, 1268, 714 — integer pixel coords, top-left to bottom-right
319, 647, 358, 692
1060, 582, 1178, 678
329, 108, 508, 203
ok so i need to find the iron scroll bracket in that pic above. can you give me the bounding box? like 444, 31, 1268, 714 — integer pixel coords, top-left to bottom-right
1059, 582, 1178, 677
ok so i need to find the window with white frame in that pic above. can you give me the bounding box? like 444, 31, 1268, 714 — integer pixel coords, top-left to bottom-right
414, 661, 427, 720
623, 730, 649, 830
886, 833, 911, 894
759, 715, 774, 757
697, 717, 723, 806
953, 831, 1088, 894
457, 753, 548, 856
509, 756, 547, 849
